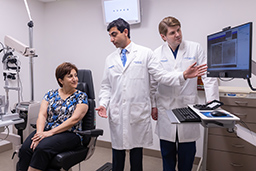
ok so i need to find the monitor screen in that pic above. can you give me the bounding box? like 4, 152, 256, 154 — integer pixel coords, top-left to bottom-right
102, 0, 141, 25
207, 22, 252, 78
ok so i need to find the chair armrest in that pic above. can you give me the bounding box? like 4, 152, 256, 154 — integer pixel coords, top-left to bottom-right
77, 129, 103, 137
30, 124, 103, 138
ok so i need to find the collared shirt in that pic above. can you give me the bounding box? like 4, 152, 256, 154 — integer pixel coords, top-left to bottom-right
170, 45, 180, 59
118, 42, 132, 58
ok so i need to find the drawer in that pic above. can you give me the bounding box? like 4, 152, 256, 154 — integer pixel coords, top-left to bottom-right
209, 123, 256, 136
208, 134, 256, 156
207, 150, 256, 171
222, 106, 256, 123
220, 97, 256, 108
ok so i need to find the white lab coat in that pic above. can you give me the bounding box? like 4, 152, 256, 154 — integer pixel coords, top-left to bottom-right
99, 42, 186, 149
152, 40, 219, 142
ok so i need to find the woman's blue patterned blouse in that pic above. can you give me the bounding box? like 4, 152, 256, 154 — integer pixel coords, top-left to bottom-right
43, 89, 88, 133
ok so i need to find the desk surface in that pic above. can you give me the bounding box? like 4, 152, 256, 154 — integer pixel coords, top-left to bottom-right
219, 86, 254, 93
167, 105, 240, 128
188, 105, 240, 121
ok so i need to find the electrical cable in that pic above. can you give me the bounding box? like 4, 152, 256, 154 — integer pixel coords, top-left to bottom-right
239, 120, 251, 130
0, 126, 10, 142
247, 78, 256, 91
0, 42, 6, 54
218, 76, 234, 81
0, 42, 8, 63
15, 58, 24, 101
218, 75, 255, 91
18, 70, 24, 102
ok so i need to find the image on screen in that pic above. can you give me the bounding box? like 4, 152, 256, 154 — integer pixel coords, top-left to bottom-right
207, 22, 252, 78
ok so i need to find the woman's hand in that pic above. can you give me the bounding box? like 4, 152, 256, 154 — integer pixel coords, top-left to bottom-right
30, 133, 42, 150
30, 131, 54, 150
32, 131, 54, 141
30, 139, 40, 151
31, 132, 43, 142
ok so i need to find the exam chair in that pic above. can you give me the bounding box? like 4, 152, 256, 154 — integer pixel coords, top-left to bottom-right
19, 69, 103, 171
47, 69, 104, 171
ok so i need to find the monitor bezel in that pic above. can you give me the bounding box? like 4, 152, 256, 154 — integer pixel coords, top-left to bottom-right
207, 22, 252, 79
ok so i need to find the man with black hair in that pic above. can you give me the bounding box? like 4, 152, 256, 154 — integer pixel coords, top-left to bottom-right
96, 18, 207, 171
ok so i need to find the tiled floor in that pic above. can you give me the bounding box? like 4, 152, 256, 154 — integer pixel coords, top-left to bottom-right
0, 145, 199, 171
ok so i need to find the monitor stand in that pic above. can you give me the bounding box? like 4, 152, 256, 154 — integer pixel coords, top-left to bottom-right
247, 60, 256, 91
252, 60, 256, 76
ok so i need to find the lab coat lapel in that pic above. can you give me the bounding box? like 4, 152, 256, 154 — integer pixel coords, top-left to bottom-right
176, 41, 185, 63
162, 43, 175, 71
123, 49, 137, 72
113, 50, 125, 72
122, 44, 137, 72
163, 43, 175, 62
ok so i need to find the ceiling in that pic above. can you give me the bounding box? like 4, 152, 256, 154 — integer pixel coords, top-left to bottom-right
38, 0, 57, 2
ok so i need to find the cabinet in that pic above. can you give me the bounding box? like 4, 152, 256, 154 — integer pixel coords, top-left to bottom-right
206, 88, 256, 171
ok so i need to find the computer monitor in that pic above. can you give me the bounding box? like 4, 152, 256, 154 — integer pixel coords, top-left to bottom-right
101, 0, 141, 25
207, 22, 252, 78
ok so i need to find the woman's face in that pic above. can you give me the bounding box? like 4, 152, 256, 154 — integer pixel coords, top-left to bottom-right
59, 69, 78, 89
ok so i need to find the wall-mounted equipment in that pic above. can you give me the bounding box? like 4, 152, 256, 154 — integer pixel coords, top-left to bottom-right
102, 0, 141, 25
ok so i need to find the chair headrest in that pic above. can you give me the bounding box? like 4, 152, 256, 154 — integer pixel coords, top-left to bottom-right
77, 82, 89, 94
77, 69, 95, 99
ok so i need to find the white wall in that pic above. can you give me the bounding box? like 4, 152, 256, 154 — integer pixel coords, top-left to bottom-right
1, 0, 256, 157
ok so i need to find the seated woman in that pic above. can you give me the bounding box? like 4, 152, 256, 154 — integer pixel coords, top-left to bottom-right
18, 62, 88, 171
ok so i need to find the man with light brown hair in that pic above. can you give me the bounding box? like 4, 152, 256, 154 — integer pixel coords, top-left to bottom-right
151, 16, 219, 171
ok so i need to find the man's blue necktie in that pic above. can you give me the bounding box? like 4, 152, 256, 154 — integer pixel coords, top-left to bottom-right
121, 49, 127, 67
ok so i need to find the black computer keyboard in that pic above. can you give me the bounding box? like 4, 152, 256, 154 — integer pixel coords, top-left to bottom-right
172, 107, 201, 122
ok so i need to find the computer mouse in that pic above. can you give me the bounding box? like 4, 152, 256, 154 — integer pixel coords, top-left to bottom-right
211, 110, 227, 117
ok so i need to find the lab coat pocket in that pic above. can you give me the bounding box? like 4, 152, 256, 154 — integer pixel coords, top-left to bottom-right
129, 66, 145, 79
130, 103, 150, 124
156, 94, 174, 110
183, 95, 197, 105
109, 104, 120, 124
181, 58, 196, 71
158, 84, 174, 97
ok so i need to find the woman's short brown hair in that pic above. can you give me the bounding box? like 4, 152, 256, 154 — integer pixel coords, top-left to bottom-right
55, 62, 78, 87
158, 16, 181, 36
